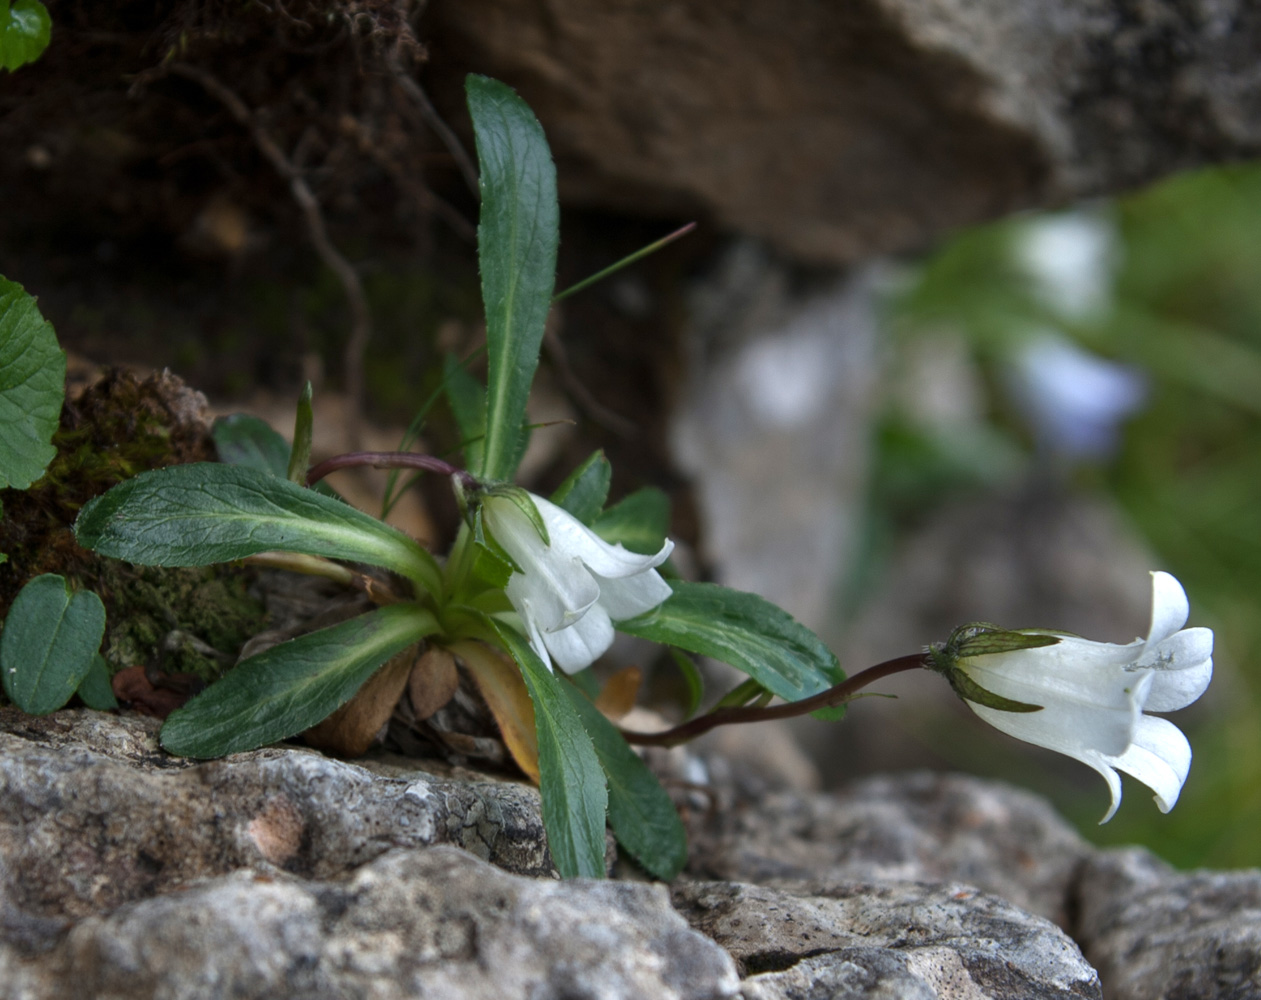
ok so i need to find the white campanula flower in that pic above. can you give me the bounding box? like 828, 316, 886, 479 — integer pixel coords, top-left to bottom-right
934, 571, 1212, 822
481, 491, 673, 674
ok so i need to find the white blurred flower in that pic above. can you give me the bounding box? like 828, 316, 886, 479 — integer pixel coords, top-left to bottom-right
1017, 210, 1117, 321
482, 491, 673, 674
940, 571, 1213, 822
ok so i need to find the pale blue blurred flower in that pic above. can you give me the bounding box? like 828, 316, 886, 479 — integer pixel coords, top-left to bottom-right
1006, 331, 1147, 458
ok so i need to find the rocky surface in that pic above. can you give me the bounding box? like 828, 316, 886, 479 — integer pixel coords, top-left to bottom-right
1077, 847, 1261, 1000
3, 708, 1259, 998
675, 879, 1100, 1000
0, 709, 553, 919
688, 769, 1091, 929
429, 0, 1261, 265
1, 847, 740, 1000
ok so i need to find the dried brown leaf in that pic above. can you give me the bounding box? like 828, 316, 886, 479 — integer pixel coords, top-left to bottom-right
408, 646, 460, 720
448, 639, 540, 783
302, 645, 415, 756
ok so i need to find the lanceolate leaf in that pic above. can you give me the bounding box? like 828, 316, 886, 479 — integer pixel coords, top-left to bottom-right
287, 381, 315, 483
443, 351, 486, 473
466, 75, 559, 482
593, 488, 671, 555
618, 581, 843, 703
74, 463, 441, 597
493, 622, 608, 879
561, 683, 688, 880
160, 603, 439, 757
1, 574, 106, 715
0, 277, 64, 490
550, 450, 611, 525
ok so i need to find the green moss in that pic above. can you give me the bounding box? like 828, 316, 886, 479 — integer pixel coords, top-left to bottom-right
96, 562, 266, 681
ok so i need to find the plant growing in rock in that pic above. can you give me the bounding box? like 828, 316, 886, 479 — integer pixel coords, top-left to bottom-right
54, 76, 1213, 879
0, 277, 115, 714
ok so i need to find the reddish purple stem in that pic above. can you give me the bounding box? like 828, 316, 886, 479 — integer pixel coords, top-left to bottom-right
305, 451, 476, 487
618, 652, 929, 747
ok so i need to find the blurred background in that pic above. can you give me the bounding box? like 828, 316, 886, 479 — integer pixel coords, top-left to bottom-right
819, 163, 1261, 871
4, 1, 1260, 872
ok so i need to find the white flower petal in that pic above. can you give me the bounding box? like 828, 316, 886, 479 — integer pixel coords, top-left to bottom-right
533, 495, 674, 579
1145, 570, 1189, 648
542, 603, 615, 674
1105, 716, 1192, 814
969, 699, 1136, 759
504, 556, 599, 634
1078, 752, 1125, 823
593, 568, 673, 622
1143, 660, 1213, 715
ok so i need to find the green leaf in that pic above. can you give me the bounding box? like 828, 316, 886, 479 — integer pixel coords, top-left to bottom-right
617, 582, 843, 703
0, 0, 51, 72
466, 74, 559, 482
493, 622, 608, 879
668, 648, 704, 720
550, 450, 611, 525
160, 603, 438, 757
0, 277, 64, 490
443, 352, 487, 472
76, 654, 118, 711
593, 488, 671, 554
214, 412, 337, 498
287, 381, 315, 484
561, 682, 688, 880
1, 575, 105, 715
74, 463, 441, 597
213, 414, 291, 476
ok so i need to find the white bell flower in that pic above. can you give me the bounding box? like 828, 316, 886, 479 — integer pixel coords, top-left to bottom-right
943, 571, 1212, 822
481, 491, 674, 674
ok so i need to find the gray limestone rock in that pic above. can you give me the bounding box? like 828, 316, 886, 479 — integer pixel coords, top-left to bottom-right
2, 847, 740, 1000
429, 0, 1261, 265
1076, 847, 1261, 1000
673, 878, 1101, 999
690, 769, 1091, 928
0, 708, 554, 919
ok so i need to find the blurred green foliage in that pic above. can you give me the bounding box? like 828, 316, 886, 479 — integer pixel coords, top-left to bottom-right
880, 163, 1261, 869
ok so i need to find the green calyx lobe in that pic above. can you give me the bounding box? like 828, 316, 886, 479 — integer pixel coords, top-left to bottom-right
928, 623, 1057, 714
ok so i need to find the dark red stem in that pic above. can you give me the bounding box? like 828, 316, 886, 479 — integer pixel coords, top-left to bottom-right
618, 652, 929, 747
306, 451, 476, 487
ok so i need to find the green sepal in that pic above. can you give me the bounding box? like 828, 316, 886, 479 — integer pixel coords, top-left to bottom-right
943, 665, 1044, 714
477, 483, 549, 546
947, 623, 1063, 659
471, 506, 517, 586
550, 450, 611, 526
